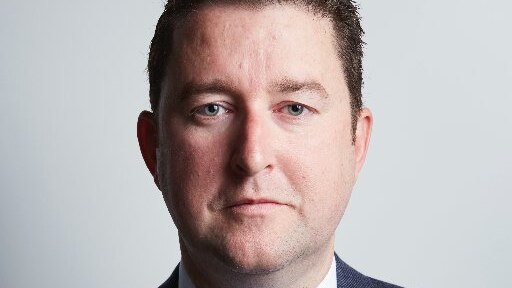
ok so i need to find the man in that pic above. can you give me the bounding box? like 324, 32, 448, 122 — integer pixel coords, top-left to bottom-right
137, 0, 400, 287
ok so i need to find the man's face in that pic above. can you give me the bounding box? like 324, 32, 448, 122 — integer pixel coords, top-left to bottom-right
151, 4, 370, 273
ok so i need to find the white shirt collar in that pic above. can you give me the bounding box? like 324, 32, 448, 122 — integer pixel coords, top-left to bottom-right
178, 256, 337, 288
317, 256, 337, 288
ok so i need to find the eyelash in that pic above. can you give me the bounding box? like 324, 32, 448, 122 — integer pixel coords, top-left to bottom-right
279, 103, 309, 116
191, 103, 231, 117
275, 102, 316, 119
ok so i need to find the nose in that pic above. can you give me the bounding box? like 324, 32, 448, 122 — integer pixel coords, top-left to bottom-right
230, 112, 274, 177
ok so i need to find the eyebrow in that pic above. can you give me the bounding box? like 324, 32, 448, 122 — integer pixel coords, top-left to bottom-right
176, 79, 239, 103
270, 78, 329, 99
175, 78, 329, 102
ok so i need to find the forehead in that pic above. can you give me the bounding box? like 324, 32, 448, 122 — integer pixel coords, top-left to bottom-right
166, 3, 346, 101
176, 3, 332, 41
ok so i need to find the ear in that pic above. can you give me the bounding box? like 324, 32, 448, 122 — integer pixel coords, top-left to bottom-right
137, 111, 161, 190
354, 108, 373, 178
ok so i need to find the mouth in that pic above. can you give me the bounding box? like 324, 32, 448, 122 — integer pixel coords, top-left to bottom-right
224, 198, 288, 215
228, 198, 281, 206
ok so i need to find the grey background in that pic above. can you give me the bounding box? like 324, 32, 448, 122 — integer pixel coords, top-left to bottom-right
1, 0, 510, 287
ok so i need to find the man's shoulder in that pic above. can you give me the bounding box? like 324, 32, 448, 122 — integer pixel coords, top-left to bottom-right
335, 253, 402, 288
158, 264, 179, 288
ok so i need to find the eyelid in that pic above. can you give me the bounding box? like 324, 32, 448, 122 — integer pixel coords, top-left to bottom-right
190, 101, 233, 117
275, 101, 316, 115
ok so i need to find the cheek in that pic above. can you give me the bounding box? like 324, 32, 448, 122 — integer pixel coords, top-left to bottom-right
280, 119, 355, 222
158, 127, 228, 229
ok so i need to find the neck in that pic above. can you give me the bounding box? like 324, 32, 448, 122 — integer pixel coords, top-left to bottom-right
179, 238, 335, 288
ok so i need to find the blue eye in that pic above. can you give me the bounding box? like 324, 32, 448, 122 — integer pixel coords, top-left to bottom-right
287, 104, 305, 116
197, 104, 223, 116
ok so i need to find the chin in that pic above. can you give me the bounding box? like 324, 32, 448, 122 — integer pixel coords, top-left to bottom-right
219, 250, 290, 275
210, 230, 305, 275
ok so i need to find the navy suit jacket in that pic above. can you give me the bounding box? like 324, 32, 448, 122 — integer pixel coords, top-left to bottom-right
159, 253, 401, 288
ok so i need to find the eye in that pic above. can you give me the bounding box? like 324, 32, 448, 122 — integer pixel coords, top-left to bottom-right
194, 104, 227, 116
286, 104, 305, 116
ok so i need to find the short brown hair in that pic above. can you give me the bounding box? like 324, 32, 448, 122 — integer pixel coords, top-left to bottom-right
148, 0, 364, 136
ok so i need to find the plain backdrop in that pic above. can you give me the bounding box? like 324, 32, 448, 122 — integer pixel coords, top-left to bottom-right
1, 1, 510, 287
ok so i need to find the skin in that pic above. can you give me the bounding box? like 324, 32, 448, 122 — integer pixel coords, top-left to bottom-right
138, 3, 372, 288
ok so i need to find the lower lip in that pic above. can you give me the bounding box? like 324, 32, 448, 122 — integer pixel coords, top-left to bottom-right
227, 202, 285, 215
